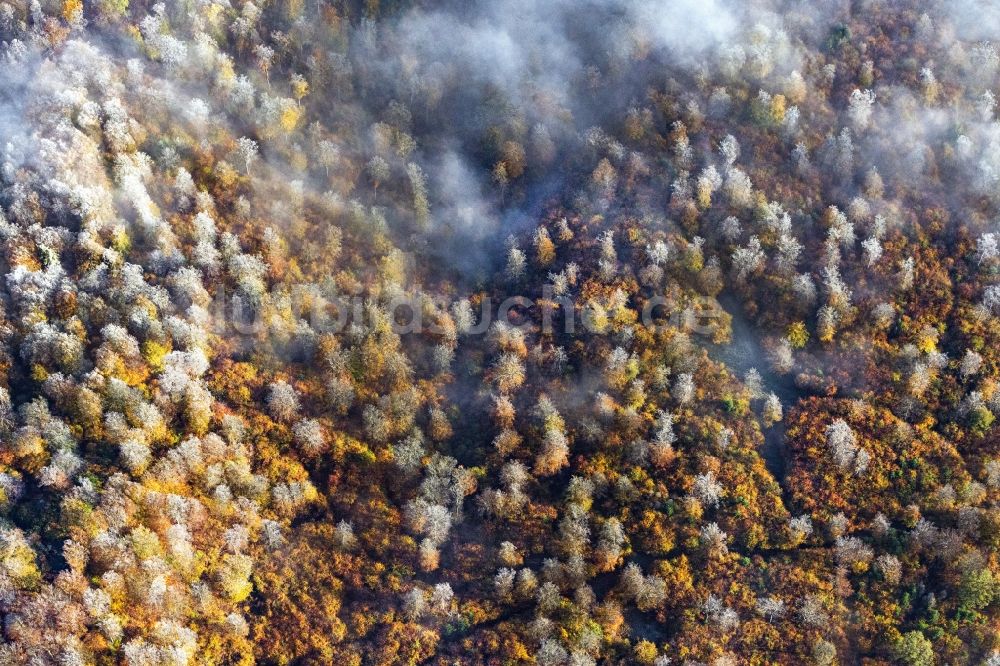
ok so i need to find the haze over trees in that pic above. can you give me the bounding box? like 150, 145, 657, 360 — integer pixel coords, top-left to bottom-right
0, 0, 997, 664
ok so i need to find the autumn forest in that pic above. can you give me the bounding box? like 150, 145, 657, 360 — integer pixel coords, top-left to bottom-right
0, 0, 998, 664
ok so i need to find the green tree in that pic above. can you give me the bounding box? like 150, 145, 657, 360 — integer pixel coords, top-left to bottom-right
893, 631, 934, 666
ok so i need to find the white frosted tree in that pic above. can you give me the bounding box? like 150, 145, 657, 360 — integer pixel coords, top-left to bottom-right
771, 338, 794, 374
826, 419, 868, 474
700, 522, 729, 556
961, 349, 983, 379
506, 245, 527, 280
862, 236, 882, 267
293, 419, 325, 456
732, 236, 765, 281
756, 597, 786, 622
720, 134, 740, 166
788, 514, 813, 544
692, 471, 722, 507
977, 232, 998, 266
317, 139, 339, 177
235, 137, 258, 175
763, 393, 783, 426
403, 588, 427, 621
267, 381, 300, 423
673, 373, 695, 404
848, 89, 876, 130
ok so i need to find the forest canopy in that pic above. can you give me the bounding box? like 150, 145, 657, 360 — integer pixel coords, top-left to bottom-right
0, 0, 998, 664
